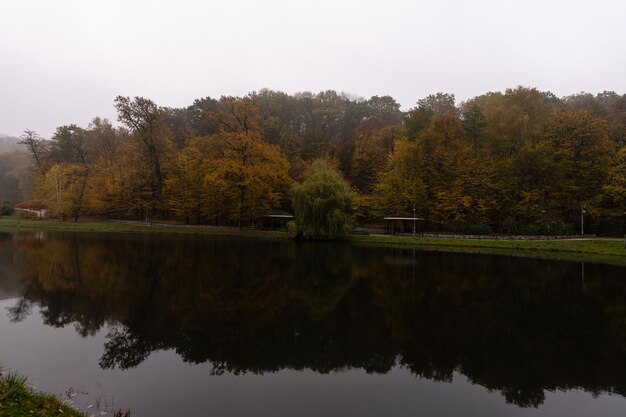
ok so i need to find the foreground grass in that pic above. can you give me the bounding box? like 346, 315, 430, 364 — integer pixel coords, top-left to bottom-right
0, 371, 85, 417
1, 216, 625, 266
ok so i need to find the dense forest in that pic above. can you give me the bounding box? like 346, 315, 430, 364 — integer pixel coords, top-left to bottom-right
9, 87, 626, 235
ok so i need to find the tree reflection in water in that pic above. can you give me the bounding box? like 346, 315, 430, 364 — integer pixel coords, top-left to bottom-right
5, 231, 626, 408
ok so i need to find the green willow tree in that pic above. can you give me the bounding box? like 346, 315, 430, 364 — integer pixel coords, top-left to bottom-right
291, 159, 354, 239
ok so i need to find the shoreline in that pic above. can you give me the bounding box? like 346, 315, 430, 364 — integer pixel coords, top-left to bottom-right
349, 234, 626, 267
1, 216, 625, 266
0, 370, 87, 417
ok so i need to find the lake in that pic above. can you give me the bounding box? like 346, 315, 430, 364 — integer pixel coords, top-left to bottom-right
1, 230, 626, 416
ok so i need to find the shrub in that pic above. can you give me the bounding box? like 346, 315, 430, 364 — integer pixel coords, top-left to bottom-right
0, 201, 13, 216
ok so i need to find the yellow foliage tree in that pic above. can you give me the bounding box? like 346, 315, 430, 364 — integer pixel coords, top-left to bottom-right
375, 139, 427, 217
165, 137, 230, 224
37, 163, 89, 221
207, 97, 291, 228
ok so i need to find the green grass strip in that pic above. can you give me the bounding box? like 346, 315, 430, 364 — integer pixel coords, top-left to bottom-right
349, 234, 626, 266
0, 216, 289, 240
1, 216, 625, 266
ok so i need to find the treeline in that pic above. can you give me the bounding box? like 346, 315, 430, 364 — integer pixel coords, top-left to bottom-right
18, 87, 626, 234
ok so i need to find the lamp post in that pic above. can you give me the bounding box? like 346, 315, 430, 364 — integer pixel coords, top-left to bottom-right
580, 206, 586, 235
413, 204, 416, 236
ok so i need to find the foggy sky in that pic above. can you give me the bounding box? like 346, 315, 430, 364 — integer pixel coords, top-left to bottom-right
1, 0, 625, 138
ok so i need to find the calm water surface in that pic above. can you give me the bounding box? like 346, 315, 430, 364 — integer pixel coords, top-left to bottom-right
1, 231, 626, 416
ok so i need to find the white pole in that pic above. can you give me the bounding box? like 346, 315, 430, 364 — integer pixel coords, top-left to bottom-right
580, 207, 584, 235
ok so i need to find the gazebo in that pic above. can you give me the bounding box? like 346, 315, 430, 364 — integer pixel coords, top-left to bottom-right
259, 211, 294, 230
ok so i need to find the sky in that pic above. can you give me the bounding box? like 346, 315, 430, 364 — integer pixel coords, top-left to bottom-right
1, 0, 625, 138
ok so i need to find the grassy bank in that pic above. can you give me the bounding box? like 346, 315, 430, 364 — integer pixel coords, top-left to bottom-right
0, 370, 85, 417
1, 216, 625, 266
0, 216, 290, 240
350, 234, 626, 266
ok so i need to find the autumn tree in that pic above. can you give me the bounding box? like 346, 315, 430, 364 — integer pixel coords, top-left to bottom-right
375, 139, 427, 218
293, 90, 350, 160
252, 89, 303, 158
166, 136, 228, 224
483, 87, 553, 157
497, 140, 562, 233
565, 91, 626, 148
185, 96, 220, 136
350, 96, 403, 192
432, 142, 496, 229
460, 96, 489, 152
417, 93, 458, 116
544, 109, 614, 229
603, 146, 626, 232
405, 93, 458, 140
37, 163, 89, 221
161, 107, 194, 149
84, 118, 130, 218
207, 96, 290, 228
352, 124, 403, 193
29, 125, 91, 221
114, 96, 172, 218
563, 92, 606, 116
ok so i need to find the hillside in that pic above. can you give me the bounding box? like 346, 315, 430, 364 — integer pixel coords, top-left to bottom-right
0, 134, 22, 154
